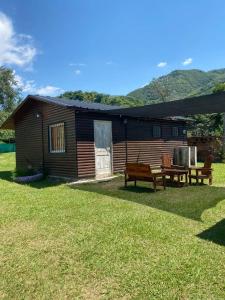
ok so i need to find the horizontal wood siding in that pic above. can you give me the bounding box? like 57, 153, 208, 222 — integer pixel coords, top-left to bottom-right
75, 112, 126, 178
112, 119, 126, 173
76, 112, 187, 178
15, 101, 43, 172
42, 103, 76, 178
126, 119, 187, 167
15, 100, 76, 178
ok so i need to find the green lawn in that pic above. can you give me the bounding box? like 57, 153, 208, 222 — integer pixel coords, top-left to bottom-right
0, 153, 225, 299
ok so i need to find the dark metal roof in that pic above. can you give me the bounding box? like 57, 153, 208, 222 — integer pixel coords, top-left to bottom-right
4, 91, 211, 130
30, 95, 122, 110
108, 92, 225, 118
0, 95, 123, 129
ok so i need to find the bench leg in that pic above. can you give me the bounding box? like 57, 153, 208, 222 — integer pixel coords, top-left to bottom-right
163, 176, 166, 190
134, 179, 137, 187
125, 174, 127, 187
185, 173, 188, 184
209, 177, 212, 185
153, 178, 157, 192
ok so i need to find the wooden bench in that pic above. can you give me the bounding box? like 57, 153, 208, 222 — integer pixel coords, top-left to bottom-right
124, 163, 166, 192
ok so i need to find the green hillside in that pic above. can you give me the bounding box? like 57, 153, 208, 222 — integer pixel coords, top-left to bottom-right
60, 69, 225, 137
61, 68, 225, 107
128, 68, 225, 103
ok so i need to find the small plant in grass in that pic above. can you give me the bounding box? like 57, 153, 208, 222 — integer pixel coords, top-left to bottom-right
12, 167, 45, 183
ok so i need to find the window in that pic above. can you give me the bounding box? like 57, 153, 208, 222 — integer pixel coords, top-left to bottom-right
172, 127, 179, 137
153, 125, 161, 138
49, 123, 65, 153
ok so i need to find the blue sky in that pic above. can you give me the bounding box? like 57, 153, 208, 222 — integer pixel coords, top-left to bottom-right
1, 0, 225, 96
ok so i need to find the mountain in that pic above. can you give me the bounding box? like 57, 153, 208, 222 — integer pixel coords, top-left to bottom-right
128, 68, 225, 103
60, 68, 225, 137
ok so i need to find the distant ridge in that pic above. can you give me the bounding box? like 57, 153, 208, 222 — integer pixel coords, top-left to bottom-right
128, 68, 225, 103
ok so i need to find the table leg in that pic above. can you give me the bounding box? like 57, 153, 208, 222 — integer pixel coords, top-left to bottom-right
178, 174, 181, 185
185, 173, 188, 184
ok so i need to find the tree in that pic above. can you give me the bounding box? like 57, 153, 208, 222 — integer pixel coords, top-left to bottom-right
189, 82, 225, 137
150, 77, 170, 103
60, 90, 144, 107
0, 67, 21, 112
0, 67, 21, 140
212, 82, 225, 94
212, 82, 225, 158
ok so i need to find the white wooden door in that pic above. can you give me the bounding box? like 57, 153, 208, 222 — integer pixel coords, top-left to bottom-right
94, 120, 112, 178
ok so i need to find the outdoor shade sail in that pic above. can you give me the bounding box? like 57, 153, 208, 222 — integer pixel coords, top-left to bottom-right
2, 92, 225, 130
108, 92, 225, 118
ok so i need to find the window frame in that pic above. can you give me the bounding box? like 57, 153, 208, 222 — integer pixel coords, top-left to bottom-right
172, 126, 179, 137
153, 125, 161, 138
49, 122, 66, 153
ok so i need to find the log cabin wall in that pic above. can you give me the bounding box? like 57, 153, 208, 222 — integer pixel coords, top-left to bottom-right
15, 100, 77, 178
15, 101, 44, 172
42, 103, 77, 178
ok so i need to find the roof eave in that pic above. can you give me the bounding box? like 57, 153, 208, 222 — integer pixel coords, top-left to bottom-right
0, 95, 77, 130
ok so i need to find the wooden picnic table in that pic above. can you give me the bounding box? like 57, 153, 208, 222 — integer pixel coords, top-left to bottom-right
163, 168, 188, 186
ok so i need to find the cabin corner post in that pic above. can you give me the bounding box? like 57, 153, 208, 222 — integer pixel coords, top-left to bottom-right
41, 111, 45, 171
222, 112, 225, 159
124, 118, 128, 164
74, 109, 78, 179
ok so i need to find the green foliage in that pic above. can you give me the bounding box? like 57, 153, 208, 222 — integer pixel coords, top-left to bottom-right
60, 90, 144, 107
0, 110, 14, 140
150, 77, 170, 102
189, 113, 223, 136
213, 82, 225, 93
0, 66, 21, 111
0, 66, 22, 140
128, 68, 225, 103
189, 81, 225, 137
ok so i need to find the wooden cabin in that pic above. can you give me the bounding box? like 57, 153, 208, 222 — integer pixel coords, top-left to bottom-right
1, 95, 187, 179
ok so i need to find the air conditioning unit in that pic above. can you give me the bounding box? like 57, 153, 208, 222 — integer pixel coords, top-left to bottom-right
174, 146, 197, 168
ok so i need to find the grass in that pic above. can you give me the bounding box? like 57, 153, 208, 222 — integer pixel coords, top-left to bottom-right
0, 153, 225, 299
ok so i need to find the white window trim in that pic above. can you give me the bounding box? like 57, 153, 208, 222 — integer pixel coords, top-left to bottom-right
49, 123, 65, 153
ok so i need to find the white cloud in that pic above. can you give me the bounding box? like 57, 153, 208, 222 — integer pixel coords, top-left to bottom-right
182, 58, 193, 66
0, 12, 37, 68
157, 61, 167, 68
75, 69, 81, 75
35, 85, 64, 96
106, 61, 113, 65
14, 73, 64, 96
69, 63, 86, 67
